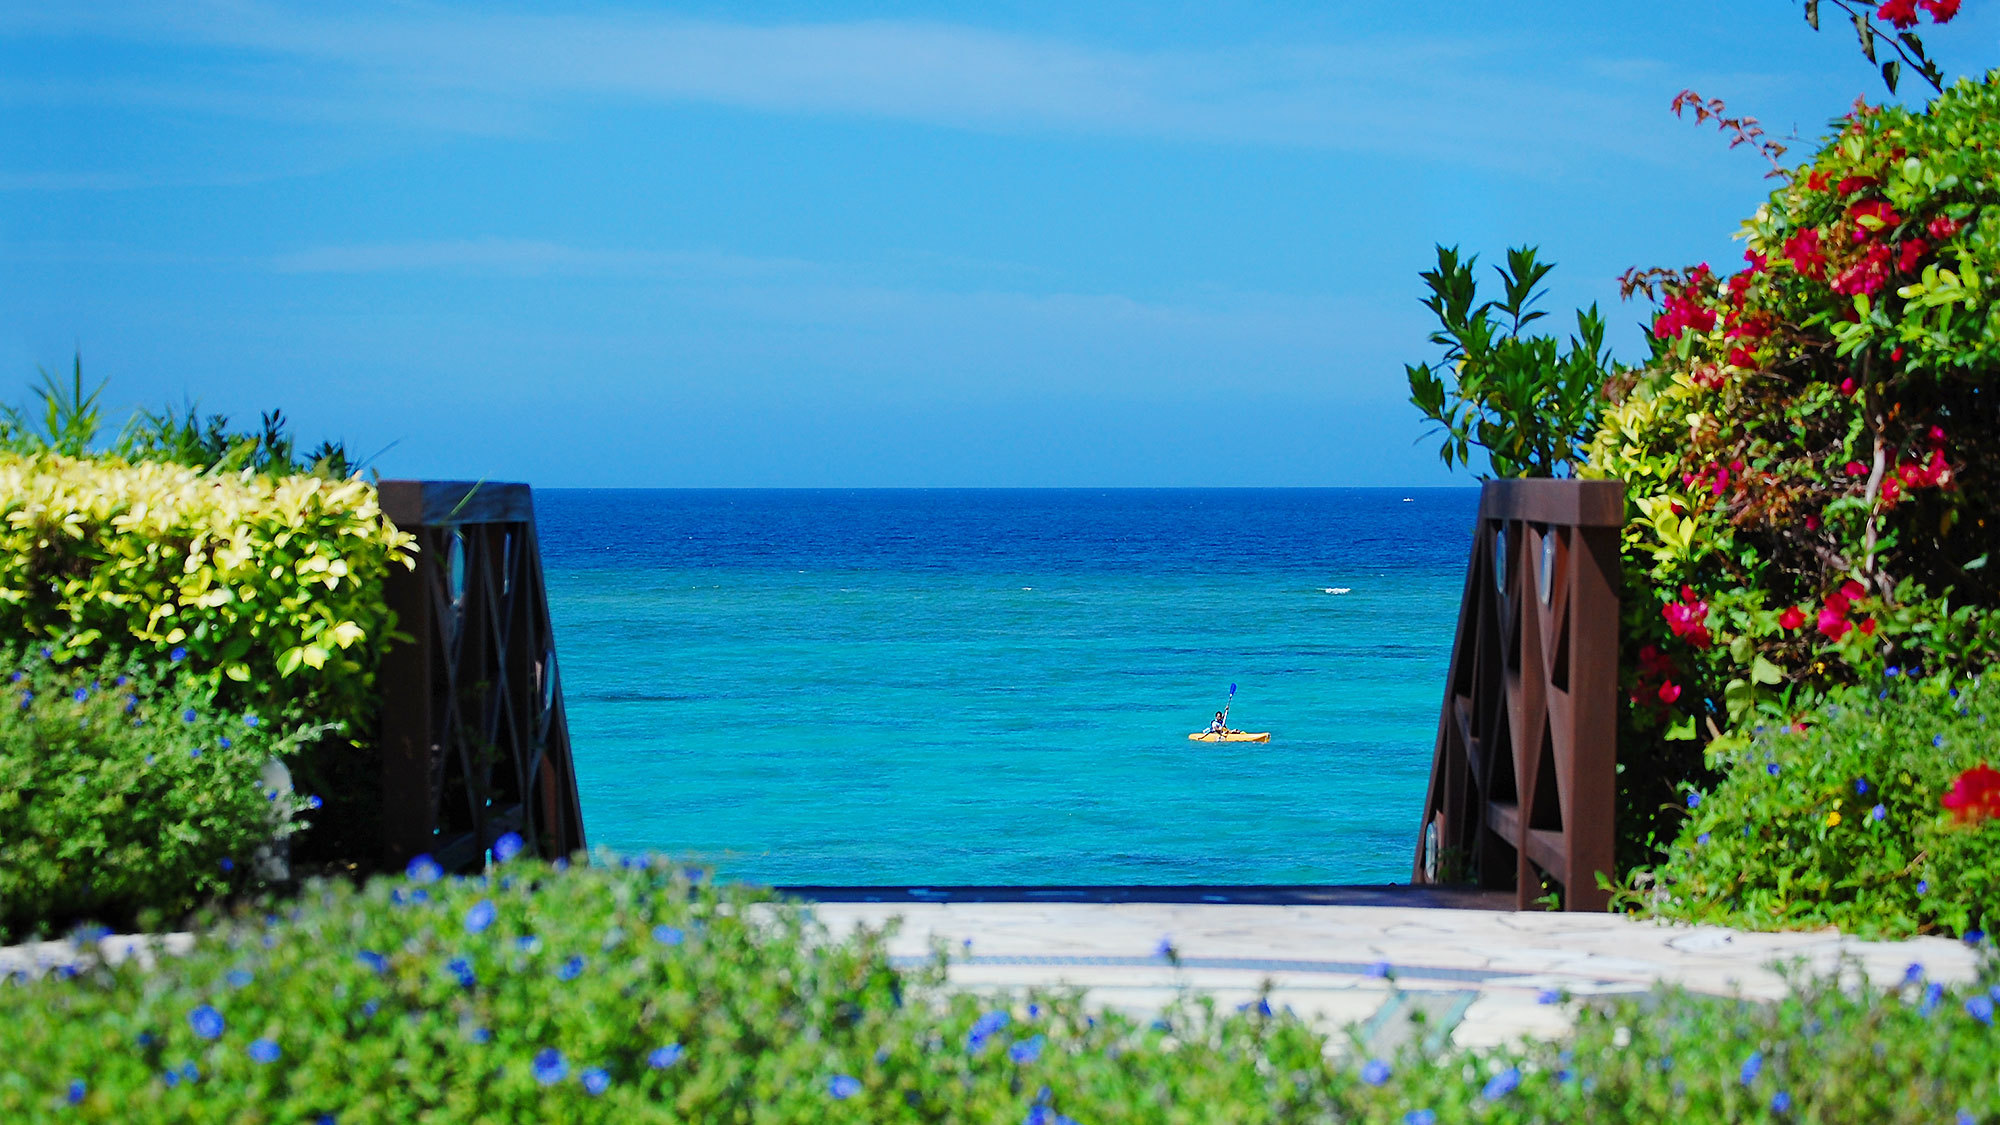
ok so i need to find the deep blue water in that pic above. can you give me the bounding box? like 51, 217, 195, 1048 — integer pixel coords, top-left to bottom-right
537, 488, 1478, 885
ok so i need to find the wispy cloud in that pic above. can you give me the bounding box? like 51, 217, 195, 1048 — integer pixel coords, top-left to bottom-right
0, 1, 1721, 173
270, 238, 821, 280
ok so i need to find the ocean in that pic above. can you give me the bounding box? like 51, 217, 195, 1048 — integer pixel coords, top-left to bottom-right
537, 488, 1479, 886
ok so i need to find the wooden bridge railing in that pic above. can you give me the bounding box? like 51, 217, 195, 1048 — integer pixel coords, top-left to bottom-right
376, 481, 586, 872
1413, 479, 1623, 910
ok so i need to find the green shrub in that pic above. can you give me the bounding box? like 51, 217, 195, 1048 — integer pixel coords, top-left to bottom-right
1, 854, 1996, 1123
0, 452, 413, 737
0, 649, 316, 940
1583, 72, 2000, 863
1637, 671, 1999, 937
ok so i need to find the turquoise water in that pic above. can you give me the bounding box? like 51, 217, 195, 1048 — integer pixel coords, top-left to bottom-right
539, 489, 1476, 885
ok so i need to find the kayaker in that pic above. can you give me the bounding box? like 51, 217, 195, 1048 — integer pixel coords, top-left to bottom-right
1208, 712, 1228, 734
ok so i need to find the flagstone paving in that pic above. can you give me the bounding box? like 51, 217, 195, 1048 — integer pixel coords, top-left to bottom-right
805, 900, 1983, 1053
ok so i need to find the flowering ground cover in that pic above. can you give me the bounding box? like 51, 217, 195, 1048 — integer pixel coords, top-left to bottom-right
1, 851, 1995, 1124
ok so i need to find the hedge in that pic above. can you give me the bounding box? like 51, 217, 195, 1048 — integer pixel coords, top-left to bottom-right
1, 854, 1995, 1123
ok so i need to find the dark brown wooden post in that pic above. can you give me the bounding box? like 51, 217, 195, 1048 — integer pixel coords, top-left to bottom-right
374, 481, 585, 872
1414, 479, 1623, 910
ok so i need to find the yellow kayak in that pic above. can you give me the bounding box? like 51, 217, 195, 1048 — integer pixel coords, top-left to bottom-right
1188, 731, 1271, 743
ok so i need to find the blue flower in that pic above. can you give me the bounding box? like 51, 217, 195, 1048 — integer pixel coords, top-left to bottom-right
1153, 937, 1175, 959
1965, 995, 1994, 1025
161, 1070, 178, 1089
464, 900, 496, 934
66, 1079, 84, 1105
653, 924, 684, 946
447, 957, 475, 988
1967, 930, 1988, 945
1740, 1051, 1763, 1085
1855, 778, 1870, 795
248, 1038, 281, 1064
190, 747, 202, 759
1869, 804, 1886, 822
648, 1043, 684, 1069
1025, 1108, 1053, 1125
1918, 880, 1930, 895
1404, 1112, 1437, 1125
1685, 791, 1701, 809
71, 687, 87, 703
125, 696, 137, 713
1361, 1058, 1392, 1086
828, 1074, 862, 1100
1009, 1035, 1045, 1065
182, 709, 197, 723
1767, 763, 1781, 776
169, 647, 187, 663
532, 1048, 567, 1085
1771, 1090, 1791, 1112
218, 857, 233, 872
968, 1010, 1010, 1051
516, 935, 540, 953
244, 715, 259, 728
306, 795, 323, 810
470, 1027, 491, 1043
405, 854, 443, 884
218, 736, 230, 748
557, 955, 586, 981
361, 1001, 378, 1017
1923, 981, 1945, 1016
1480, 1067, 1520, 1099
1935, 734, 1946, 748
492, 832, 525, 863
180, 1063, 198, 1083
1696, 833, 1711, 846
1886, 666, 1901, 677
187, 1004, 225, 1041
1904, 962, 1925, 985
226, 970, 253, 988
581, 1067, 610, 1096
357, 950, 387, 974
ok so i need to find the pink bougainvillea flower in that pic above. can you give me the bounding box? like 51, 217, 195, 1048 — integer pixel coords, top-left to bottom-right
1818, 606, 1853, 640
1920, 449, 1951, 487
1882, 476, 1903, 504
1897, 238, 1929, 272
1839, 377, 1859, 396
1858, 617, 1877, 635
1779, 606, 1807, 630
1658, 681, 1683, 704
1928, 214, 1963, 240
1806, 170, 1832, 192
1844, 460, 1868, 476
1785, 228, 1828, 278
1900, 461, 1924, 487
1744, 248, 1768, 272
1663, 588, 1713, 650
1929, 424, 1947, 447
1921, 0, 1961, 22
1941, 763, 2000, 825
1877, 0, 1921, 28
1891, 346, 1905, 362
1836, 175, 1879, 196
1841, 579, 1867, 602
1805, 514, 1822, 531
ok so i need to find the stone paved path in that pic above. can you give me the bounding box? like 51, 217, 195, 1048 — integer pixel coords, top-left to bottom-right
808, 901, 1981, 1053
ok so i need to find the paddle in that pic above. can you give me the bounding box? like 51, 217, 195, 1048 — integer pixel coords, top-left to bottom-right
1220, 682, 1236, 732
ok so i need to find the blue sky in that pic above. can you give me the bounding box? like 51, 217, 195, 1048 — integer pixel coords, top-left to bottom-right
2, 2, 1992, 486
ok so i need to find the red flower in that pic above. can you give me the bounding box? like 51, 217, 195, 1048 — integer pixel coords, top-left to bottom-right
1831, 242, 1894, 296
1942, 763, 2000, 825
1891, 346, 1905, 362
1663, 588, 1713, 650
1900, 461, 1923, 487
1858, 617, 1877, 635
1877, 0, 1921, 28
1836, 175, 1878, 196
1929, 424, 1948, 447
1805, 514, 1822, 531
1847, 199, 1902, 230
1653, 291, 1718, 340
1882, 476, 1903, 504
1928, 214, 1963, 240
1785, 228, 1828, 279
1638, 644, 1674, 676
1841, 579, 1867, 602
1839, 377, 1858, 396
1818, 606, 1853, 640
1922, 0, 1961, 21
1806, 170, 1832, 192
1919, 449, 1951, 487
1658, 681, 1683, 704
1897, 238, 1929, 272
1778, 606, 1806, 630
1744, 248, 1768, 273
1844, 460, 1868, 477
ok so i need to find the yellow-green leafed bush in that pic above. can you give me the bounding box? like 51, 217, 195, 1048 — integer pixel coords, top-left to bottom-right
0, 453, 414, 734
